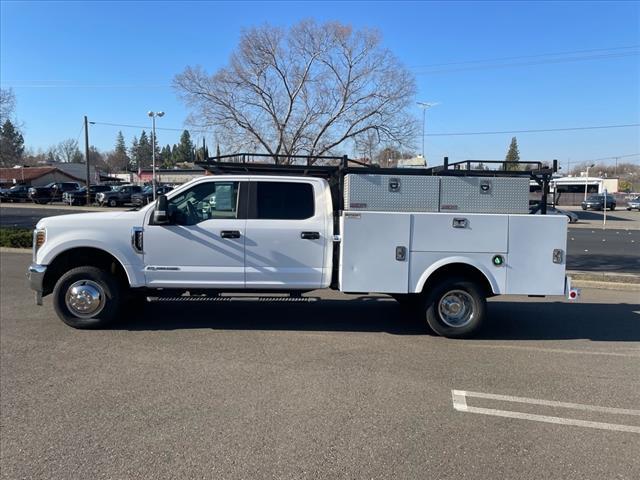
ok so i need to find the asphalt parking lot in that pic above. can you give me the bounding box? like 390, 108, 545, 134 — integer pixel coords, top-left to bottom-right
1, 251, 639, 479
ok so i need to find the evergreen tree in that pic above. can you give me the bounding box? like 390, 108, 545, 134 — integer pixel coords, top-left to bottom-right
149, 131, 161, 161
114, 131, 129, 171
173, 130, 194, 164
0, 119, 25, 166
216, 143, 221, 158
137, 130, 153, 168
160, 144, 174, 168
505, 137, 521, 171
129, 136, 139, 170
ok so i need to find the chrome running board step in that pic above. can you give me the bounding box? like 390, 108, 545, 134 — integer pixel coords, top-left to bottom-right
146, 295, 316, 303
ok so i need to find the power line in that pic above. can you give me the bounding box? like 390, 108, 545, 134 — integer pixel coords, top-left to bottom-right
413, 52, 639, 75
1, 82, 170, 88
92, 120, 639, 137
410, 45, 639, 69
425, 123, 640, 136
6, 46, 639, 88
584, 153, 640, 162
90, 121, 209, 134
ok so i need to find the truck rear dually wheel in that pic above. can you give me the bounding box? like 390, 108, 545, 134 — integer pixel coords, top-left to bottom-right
53, 266, 122, 329
424, 277, 486, 338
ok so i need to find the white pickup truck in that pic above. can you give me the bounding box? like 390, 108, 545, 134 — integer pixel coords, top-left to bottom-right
27, 156, 576, 338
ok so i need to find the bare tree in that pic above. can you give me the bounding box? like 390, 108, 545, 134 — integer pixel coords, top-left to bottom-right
56, 139, 83, 163
174, 20, 417, 163
0, 88, 16, 122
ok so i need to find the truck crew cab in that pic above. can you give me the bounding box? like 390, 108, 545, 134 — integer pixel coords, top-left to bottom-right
27, 154, 577, 338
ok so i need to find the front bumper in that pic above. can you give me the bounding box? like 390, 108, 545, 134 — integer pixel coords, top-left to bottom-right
27, 263, 47, 305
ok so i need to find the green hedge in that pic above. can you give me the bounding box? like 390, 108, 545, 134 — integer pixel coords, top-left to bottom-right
0, 228, 32, 248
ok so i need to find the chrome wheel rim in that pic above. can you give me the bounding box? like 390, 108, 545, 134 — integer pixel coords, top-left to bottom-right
438, 290, 474, 328
65, 280, 105, 318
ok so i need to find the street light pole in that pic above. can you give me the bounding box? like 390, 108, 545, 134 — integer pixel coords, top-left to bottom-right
416, 102, 438, 165
147, 111, 165, 201
421, 107, 426, 159
584, 163, 595, 201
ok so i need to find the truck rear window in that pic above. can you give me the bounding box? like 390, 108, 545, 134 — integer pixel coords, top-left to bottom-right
256, 182, 314, 220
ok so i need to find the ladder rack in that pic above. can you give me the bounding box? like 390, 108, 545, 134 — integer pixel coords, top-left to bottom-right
196, 154, 558, 214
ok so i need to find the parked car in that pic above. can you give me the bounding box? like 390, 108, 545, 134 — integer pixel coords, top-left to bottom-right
0, 185, 30, 202
581, 194, 616, 211
131, 185, 174, 206
96, 184, 143, 207
28, 182, 81, 204
530, 204, 578, 223
62, 185, 112, 206
626, 197, 640, 211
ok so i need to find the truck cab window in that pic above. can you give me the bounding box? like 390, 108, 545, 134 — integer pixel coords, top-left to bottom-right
256, 182, 314, 220
167, 181, 239, 225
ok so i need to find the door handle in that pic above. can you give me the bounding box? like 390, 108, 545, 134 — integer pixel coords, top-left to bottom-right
220, 230, 241, 239
301, 231, 320, 240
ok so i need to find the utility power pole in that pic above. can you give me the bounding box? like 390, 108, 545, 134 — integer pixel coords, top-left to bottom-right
84, 115, 91, 206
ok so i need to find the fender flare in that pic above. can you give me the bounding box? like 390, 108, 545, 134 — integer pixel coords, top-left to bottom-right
40, 240, 144, 287
412, 256, 501, 294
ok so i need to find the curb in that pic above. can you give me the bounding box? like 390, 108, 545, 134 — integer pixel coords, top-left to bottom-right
0, 202, 127, 212
567, 270, 640, 285
569, 280, 640, 291
0, 247, 31, 253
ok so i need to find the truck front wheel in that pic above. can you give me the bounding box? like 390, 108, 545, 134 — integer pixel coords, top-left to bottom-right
424, 277, 486, 338
52, 266, 122, 329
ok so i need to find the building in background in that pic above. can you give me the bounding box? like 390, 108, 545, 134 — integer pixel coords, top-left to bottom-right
0, 166, 85, 187
397, 155, 426, 168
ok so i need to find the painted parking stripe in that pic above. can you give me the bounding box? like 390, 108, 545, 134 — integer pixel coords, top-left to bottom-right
452, 390, 640, 434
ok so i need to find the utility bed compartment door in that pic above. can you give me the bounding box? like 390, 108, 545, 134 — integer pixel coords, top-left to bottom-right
411, 213, 508, 253
506, 215, 567, 295
340, 212, 410, 293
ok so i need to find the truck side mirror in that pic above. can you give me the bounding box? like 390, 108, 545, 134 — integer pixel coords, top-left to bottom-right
153, 194, 170, 224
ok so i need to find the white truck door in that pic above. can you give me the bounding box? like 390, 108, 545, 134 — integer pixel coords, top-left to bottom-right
244, 180, 327, 289
143, 180, 246, 288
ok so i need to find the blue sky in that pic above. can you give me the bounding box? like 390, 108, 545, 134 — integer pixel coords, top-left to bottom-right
1, 0, 639, 169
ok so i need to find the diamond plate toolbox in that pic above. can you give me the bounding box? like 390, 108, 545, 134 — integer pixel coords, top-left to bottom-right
344, 174, 440, 212
439, 176, 529, 214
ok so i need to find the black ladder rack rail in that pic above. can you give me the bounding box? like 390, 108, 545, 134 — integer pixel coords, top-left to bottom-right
196, 154, 557, 214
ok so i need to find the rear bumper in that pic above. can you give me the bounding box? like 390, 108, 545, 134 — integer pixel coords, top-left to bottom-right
27, 263, 47, 305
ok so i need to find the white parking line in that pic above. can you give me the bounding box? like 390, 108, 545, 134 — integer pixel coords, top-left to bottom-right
452, 390, 640, 434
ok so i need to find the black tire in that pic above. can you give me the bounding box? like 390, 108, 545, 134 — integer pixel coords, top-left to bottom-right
108, 198, 118, 207
423, 277, 486, 338
610, 205, 615, 211
52, 266, 122, 329
581, 206, 587, 210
